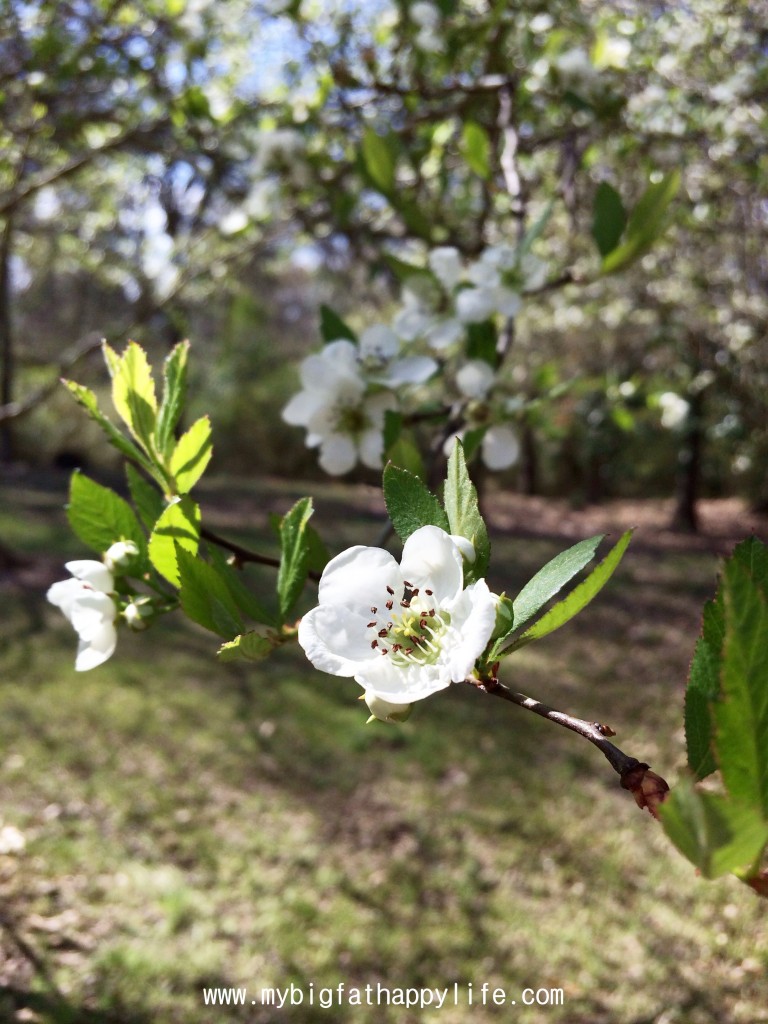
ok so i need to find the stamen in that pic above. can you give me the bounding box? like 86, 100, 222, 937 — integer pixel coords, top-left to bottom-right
425, 589, 433, 596
371, 606, 377, 614
371, 639, 378, 649
403, 580, 413, 588
385, 600, 393, 611
367, 621, 377, 628
386, 586, 394, 595
380, 648, 388, 655
378, 629, 388, 638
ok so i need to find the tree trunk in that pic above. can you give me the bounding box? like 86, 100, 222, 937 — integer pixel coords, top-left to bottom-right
671, 390, 703, 533
0, 217, 14, 463
520, 421, 538, 495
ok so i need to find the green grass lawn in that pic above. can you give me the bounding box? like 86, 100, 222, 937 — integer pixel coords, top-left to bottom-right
0, 473, 766, 1024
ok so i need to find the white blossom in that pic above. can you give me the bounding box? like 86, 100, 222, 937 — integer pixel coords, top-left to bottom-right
428, 246, 462, 290
104, 540, 139, 572
299, 526, 496, 704
359, 324, 437, 386
482, 425, 520, 470
47, 561, 118, 671
456, 360, 495, 400
658, 391, 690, 429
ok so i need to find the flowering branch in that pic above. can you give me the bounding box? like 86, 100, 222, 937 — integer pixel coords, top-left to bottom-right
200, 526, 321, 582
466, 675, 670, 817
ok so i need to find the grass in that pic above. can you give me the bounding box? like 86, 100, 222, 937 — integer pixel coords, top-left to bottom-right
0, 472, 766, 1024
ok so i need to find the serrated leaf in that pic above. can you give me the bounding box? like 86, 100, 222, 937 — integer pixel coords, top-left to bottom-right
104, 340, 158, 449
148, 496, 200, 586
461, 121, 491, 179
155, 340, 189, 458
602, 170, 680, 274
176, 545, 244, 638
660, 779, 768, 880
63, 380, 157, 479
443, 439, 489, 583
67, 472, 145, 559
491, 535, 603, 658
169, 416, 212, 494
685, 634, 722, 780
218, 631, 275, 662
713, 557, 768, 816
319, 304, 357, 344
733, 536, 768, 600
592, 181, 627, 256
277, 497, 314, 622
383, 464, 450, 543
125, 463, 165, 532
362, 127, 396, 193
207, 546, 278, 627
499, 530, 632, 655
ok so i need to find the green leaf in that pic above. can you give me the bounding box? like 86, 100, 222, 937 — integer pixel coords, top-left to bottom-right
443, 439, 490, 583
63, 381, 157, 479
218, 631, 276, 662
602, 171, 681, 274
685, 634, 723, 780
277, 497, 314, 622
592, 181, 627, 256
493, 535, 604, 655
169, 416, 213, 494
125, 463, 165, 532
206, 547, 278, 627
176, 546, 244, 638
461, 121, 491, 179
320, 304, 357, 344
148, 496, 200, 587
733, 536, 768, 600
660, 778, 768, 880
466, 320, 498, 367
361, 127, 396, 194
67, 472, 145, 558
155, 340, 189, 458
383, 464, 450, 543
499, 530, 632, 654
305, 524, 330, 575
713, 557, 768, 816
104, 340, 158, 450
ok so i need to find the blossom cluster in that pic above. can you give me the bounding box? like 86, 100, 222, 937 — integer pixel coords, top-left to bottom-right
283, 244, 548, 476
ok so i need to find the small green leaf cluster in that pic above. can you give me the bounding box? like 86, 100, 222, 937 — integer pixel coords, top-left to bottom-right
660, 539, 768, 886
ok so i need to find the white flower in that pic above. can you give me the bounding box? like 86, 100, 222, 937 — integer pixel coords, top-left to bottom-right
428, 246, 462, 290
282, 341, 396, 475
47, 560, 117, 671
424, 316, 464, 351
456, 360, 495, 400
0, 823, 25, 855
456, 287, 498, 323
104, 540, 139, 572
298, 526, 496, 704
658, 391, 690, 429
482, 425, 520, 470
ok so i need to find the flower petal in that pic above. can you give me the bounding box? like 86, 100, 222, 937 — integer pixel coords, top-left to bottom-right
381, 356, 437, 386
442, 579, 497, 680
400, 526, 463, 604
482, 425, 520, 470
75, 620, 117, 671
318, 544, 401, 611
298, 605, 378, 677
318, 434, 357, 475
64, 560, 114, 594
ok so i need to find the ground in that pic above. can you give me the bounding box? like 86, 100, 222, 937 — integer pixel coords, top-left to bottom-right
0, 471, 766, 1024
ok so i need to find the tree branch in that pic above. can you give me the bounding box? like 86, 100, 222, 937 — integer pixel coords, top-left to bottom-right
200, 526, 321, 582
465, 676, 670, 816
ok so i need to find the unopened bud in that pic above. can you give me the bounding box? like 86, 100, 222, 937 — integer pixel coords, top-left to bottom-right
449, 534, 476, 564
620, 764, 670, 819
123, 597, 153, 631
105, 540, 139, 572
364, 692, 413, 724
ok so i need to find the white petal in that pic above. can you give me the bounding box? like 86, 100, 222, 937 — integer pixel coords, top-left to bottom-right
359, 324, 399, 362
456, 287, 496, 323
282, 389, 327, 427
68, 591, 116, 641
400, 526, 463, 604
364, 390, 398, 427
442, 580, 497, 680
47, 578, 82, 621
428, 246, 462, 290
75, 620, 118, 671
494, 286, 521, 318
318, 434, 357, 475
482, 425, 520, 470
355, 656, 451, 703
64, 560, 114, 594
456, 360, 495, 399
298, 605, 378, 677
358, 427, 385, 469
449, 535, 476, 564
318, 544, 402, 612
381, 356, 437, 386
425, 317, 464, 351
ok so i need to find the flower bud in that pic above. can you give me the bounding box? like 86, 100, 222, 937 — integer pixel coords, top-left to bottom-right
449, 534, 476, 564
490, 592, 514, 640
123, 597, 153, 631
105, 540, 140, 572
620, 764, 670, 819
364, 692, 413, 724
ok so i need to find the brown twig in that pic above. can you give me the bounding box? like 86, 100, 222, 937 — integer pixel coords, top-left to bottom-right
466, 676, 670, 816
200, 526, 321, 582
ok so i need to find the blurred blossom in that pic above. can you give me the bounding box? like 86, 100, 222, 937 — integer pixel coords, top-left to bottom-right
658, 392, 690, 429
428, 246, 462, 290
0, 823, 25, 855
456, 360, 495, 400
482, 425, 520, 471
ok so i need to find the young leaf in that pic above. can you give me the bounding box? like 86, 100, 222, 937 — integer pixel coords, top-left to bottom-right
602, 171, 681, 274
660, 779, 768, 880
498, 530, 632, 655
176, 545, 244, 638
733, 535, 768, 600
148, 496, 200, 586
320, 304, 357, 344
169, 415, 213, 494
713, 557, 768, 817
443, 439, 490, 583
461, 121, 491, 179
104, 341, 158, 450
63, 381, 157, 479
218, 631, 276, 662
490, 535, 604, 658
383, 464, 450, 543
125, 463, 165, 532
277, 497, 314, 622
361, 127, 396, 194
592, 181, 626, 256
67, 471, 145, 558
155, 340, 189, 458
207, 546, 278, 627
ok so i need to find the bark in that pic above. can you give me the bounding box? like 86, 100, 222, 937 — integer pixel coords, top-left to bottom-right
0, 217, 14, 462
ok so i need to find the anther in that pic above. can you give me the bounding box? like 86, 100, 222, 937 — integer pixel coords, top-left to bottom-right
425, 589, 433, 596
386, 586, 394, 595
380, 648, 388, 655
367, 621, 377, 628
378, 629, 388, 638
371, 606, 377, 614
403, 580, 413, 588
371, 639, 378, 649
385, 600, 393, 610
